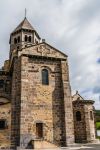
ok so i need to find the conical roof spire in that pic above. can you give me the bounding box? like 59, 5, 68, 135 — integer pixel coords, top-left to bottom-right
12, 17, 35, 33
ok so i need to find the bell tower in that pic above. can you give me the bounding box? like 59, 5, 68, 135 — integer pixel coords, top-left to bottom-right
9, 17, 41, 58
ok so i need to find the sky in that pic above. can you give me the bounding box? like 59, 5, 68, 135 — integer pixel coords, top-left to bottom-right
0, 0, 100, 109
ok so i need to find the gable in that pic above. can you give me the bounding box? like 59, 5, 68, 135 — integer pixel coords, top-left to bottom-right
20, 42, 67, 60
38, 42, 68, 58
72, 93, 84, 101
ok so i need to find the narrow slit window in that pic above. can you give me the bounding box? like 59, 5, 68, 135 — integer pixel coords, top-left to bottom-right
14, 38, 17, 44
18, 36, 20, 43
42, 69, 49, 85
25, 35, 28, 42
29, 36, 32, 42
76, 111, 81, 121
90, 111, 93, 120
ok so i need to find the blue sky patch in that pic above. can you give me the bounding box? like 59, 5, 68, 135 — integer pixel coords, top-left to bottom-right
97, 58, 100, 64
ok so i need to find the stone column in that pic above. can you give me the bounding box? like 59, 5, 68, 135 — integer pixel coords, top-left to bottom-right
61, 59, 74, 145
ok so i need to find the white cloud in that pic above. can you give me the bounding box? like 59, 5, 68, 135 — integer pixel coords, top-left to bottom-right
0, 0, 100, 109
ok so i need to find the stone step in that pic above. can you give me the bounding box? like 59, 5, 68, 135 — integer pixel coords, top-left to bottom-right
0, 132, 10, 149
33, 140, 58, 149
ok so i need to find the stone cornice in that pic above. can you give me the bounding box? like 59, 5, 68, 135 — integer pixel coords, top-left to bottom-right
73, 100, 94, 104
21, 53, 67, 61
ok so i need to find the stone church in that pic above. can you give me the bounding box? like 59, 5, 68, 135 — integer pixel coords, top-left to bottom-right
0, 17, 96, 149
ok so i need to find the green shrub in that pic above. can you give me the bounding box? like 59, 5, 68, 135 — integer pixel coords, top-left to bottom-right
95, 110, 100, 115
97, 136, 100, 140
96, 122, 100, 130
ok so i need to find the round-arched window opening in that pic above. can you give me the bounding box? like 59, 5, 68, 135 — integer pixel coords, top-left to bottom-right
25, 35, 28, 42
90, 111, 93, 120
18, 36, 20, 43
14, 38, 17, 44
0, 119, 7, 130
29, 36, 32, 42
76, 111, 81, 121
42, 69, 49, 85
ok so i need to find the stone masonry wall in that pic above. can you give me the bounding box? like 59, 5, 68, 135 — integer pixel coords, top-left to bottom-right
10, 42, 75, 149
0, 73, 11, 99
73, 102, 87, 143
19, 55, 67, 148
61, 60, 74, 145
0, 103, 11, 148
0, 73, 11, 148
84, 104, 96, 142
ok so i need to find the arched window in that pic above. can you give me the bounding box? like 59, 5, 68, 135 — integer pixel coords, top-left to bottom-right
25, 35, 28, 42
0, 119, 7, 130
29, 36, 32, 42
90, 111, 93, 120
14, 38, 17, 44
76, 111, 81, 121
18, 36, 20, 43
0, 80, 4, 88
42, 69, 49, 85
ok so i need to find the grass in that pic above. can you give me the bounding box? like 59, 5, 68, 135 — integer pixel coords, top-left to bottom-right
96, 122, 100, 139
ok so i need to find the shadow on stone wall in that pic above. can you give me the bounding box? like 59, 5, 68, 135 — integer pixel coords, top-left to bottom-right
52, 62, 66, 147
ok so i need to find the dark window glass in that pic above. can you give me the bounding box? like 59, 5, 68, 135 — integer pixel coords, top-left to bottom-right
29, 36, 32, 42
0, 120, 6, 129
76, 111, 81, 121
25, 35, 28, 42
90, 111, 93, 120
18, 36, 20, 43
42, 69, 49, 85
0, 80, 4, 88
14, 38, 17, 44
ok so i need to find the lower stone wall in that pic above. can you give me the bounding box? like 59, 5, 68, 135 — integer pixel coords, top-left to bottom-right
84, 105, 96, 142
61, 60, 75, 145
73, 103, 87, 143
0, 103, 11, 148
18, 56, 70, 148
52, 63, 66, 146
73, 100, 96, 143
0, 73, 11, 99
